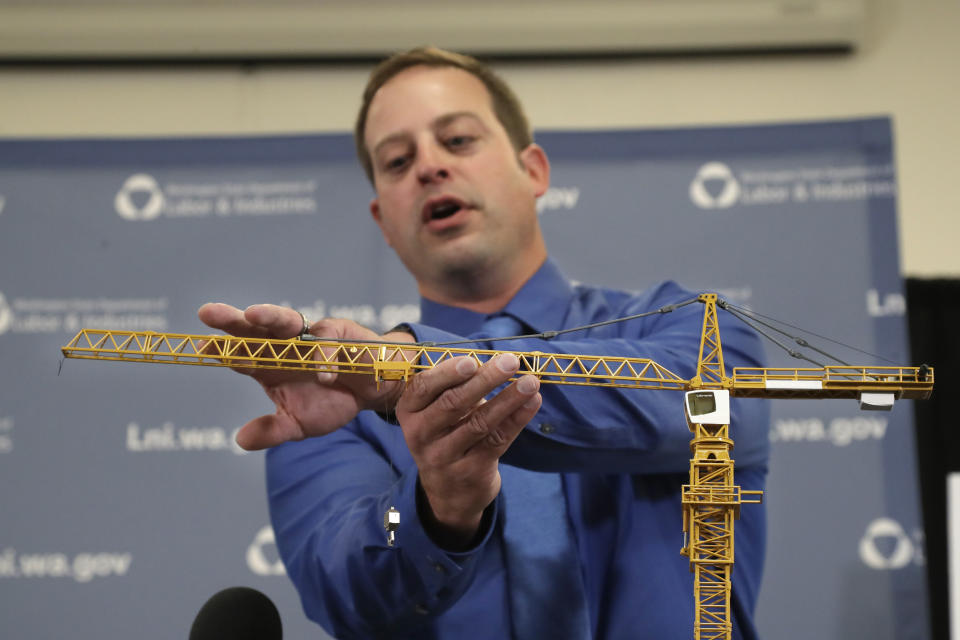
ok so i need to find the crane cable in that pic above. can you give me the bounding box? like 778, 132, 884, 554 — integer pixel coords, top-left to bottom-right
418, 297, 702, 347
301, 294, 890, 368
720, 301, 896, 365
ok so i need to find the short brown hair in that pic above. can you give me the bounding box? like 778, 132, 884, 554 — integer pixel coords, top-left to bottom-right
354, 46, 533, 183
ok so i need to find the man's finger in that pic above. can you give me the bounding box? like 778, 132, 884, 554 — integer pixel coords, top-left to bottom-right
478, 382, 541, 450
235, 413, 305, 451
401, 353, 520, 423
198, 302, 272, 338
433, 375, 540, 461
197, 304, 315, 382
397, 355, 481, 414
197, 304, 267, 373
243, 304, 307, 339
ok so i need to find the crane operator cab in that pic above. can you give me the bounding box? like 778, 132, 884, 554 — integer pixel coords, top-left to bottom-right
684, 390, 731, 429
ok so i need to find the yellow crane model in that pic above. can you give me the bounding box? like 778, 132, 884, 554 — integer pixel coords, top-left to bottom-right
61, 293, 934, 640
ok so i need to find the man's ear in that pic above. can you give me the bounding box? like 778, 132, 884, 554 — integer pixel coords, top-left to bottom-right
519, 143, 551, 198
369, 198, 393, 247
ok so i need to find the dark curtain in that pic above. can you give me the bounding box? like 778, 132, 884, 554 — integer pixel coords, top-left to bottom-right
907, 277, 960, 640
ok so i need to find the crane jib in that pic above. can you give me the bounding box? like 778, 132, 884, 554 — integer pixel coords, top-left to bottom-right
61, 329, 933, 402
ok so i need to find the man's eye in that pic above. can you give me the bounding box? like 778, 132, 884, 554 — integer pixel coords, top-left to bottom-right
384, 156, 408, 171
446, 136, 473, 148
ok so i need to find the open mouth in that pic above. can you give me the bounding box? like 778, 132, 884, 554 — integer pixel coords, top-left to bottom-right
427, 199, 463, 221
423, 198, 467, 222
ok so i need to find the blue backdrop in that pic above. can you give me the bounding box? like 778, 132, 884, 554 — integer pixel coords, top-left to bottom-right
0, 117, 927, 638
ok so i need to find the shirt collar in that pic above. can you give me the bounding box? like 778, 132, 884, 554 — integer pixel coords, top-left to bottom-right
419, 258, 574, 335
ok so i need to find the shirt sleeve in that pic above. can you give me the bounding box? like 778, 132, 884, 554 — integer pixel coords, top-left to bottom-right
405, 285, 770, 475
265, 420, 500, 639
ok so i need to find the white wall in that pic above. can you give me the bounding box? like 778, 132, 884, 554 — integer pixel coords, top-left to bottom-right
0, 0, 956, 276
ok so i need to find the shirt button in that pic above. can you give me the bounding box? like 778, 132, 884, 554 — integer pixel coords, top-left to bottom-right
539, 422, 554, 434
433, 562, 446, 575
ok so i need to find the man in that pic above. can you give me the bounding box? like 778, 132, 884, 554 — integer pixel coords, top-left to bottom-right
199, 47, 769, 639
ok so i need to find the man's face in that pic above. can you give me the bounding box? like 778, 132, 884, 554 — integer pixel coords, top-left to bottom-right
364, 65, 549, 296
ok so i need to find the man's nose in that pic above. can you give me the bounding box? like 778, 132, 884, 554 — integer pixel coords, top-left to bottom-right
415, 144, 451, 185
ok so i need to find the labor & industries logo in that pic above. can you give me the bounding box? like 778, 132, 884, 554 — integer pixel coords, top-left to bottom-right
689, 162, 741, 209
858, 517, 915, 569
246, 526, 286, 576
115, 173, 165, 221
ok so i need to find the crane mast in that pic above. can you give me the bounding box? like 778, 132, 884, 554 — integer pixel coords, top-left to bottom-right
681, 294, 761, 639
60, 295, 933, 640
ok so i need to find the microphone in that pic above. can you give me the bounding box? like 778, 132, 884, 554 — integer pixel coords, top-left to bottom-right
189, 586, 283, 640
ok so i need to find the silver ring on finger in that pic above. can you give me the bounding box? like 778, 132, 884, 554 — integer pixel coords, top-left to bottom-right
298, 311, 311, 337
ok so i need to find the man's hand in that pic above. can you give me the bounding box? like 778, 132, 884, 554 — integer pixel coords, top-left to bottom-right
198, 302, 413, 450
396, 353, 542, 549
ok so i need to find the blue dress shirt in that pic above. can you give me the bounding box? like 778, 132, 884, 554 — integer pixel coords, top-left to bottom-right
266, 259, 770, 639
